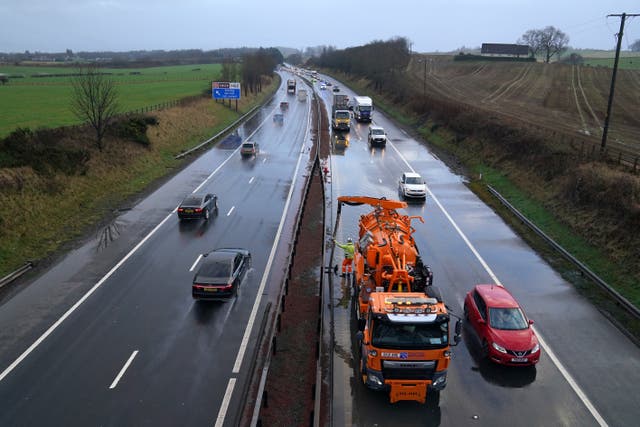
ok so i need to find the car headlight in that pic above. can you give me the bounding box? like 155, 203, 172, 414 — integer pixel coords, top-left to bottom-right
492, 342, 507, 353
369, 350, 377, 357
531, 343, 540, 353
368, 374, 383, 387
432, 373, 447, 387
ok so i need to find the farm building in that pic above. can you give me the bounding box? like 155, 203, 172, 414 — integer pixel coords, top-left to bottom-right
481, 43, 530, 58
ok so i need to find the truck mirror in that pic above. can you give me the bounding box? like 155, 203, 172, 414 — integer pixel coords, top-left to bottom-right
357, 318, 366, 331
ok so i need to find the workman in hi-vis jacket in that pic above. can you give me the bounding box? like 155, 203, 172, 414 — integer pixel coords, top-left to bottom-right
334, 237, 355, 276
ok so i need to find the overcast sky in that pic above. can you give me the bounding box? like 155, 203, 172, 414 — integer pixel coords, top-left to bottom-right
1, 0, 639, 53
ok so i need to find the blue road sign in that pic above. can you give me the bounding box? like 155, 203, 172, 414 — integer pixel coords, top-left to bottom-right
212, 82, 241, 99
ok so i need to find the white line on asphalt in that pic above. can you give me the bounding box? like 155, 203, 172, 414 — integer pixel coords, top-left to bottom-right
0, 212, 173, 383
192, 107, 278, 194
109, 350, 139, 389
232, 95, 310, 375
217, 77, 313, 427
226, 206, 235, 217
262, 157, 267, 163
0, 101, 281, 385
387, 140, 608, 427
378, 178, 382, 184
214, 378, 236, 427
249, 176, 255, 184
189, 254, 203, 272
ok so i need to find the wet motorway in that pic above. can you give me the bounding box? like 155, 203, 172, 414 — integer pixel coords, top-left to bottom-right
318, 76, 640, 426
0, 73, 314, 426
1, 71, 639, 427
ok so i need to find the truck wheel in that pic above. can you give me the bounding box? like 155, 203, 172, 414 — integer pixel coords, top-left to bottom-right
426, 390, 441, 407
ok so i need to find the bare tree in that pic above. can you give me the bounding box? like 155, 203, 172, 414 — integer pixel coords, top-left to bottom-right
519, 29, 543, 58
631, 39, 640, 52
70, 64, 119, 151
519, 26, 569, 63
540, 26, 569, 63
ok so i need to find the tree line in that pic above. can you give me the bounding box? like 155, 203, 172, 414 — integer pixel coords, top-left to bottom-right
308, 37, 411, 91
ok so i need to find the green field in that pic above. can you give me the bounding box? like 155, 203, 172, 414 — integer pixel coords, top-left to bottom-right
0, 63, 222, 136
582, 57, 640, 69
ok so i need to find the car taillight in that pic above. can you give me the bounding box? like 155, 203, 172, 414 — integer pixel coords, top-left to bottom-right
195, 208, 203, 213
178, 208, 184, 212
222, 283, 233, 291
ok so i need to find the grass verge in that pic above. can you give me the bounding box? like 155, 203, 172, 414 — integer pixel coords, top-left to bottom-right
0, 75, 279, 280
326, 70, 640, 341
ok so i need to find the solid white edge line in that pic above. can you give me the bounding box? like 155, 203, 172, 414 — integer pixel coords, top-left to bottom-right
219, 80, 312, 426
232, 94, 311, 375
189, 254, 203, 272
386, 139, 608, 427
0, 101, 282, 383
214, 378, 236, 427
109, 350, 139, 389
226, 206, 235, 217
0, 212, 173, 384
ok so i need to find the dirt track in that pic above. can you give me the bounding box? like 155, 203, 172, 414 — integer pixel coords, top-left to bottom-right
408, 56, 640, 158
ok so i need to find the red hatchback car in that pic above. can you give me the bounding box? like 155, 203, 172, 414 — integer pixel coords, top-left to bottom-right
464, 284, 540, 366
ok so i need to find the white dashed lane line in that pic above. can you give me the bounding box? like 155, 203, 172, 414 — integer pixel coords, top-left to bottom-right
226, 206, 235, 217
189, 254, 203, 272
109, 350, 139, 389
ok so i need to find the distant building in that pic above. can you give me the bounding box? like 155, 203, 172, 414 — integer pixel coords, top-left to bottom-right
481, 43, 530, 58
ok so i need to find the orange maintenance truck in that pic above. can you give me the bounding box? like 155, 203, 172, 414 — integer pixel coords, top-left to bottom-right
337, 196, 434, 319
336, 196, 460, 404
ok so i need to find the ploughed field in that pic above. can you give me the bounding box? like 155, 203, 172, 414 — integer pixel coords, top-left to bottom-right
408, 56, 640, 158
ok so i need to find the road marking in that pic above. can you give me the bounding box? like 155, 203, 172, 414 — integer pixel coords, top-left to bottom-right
378, 178, 382, 184
0, 211, 173, 383
0, 98, 280, 385
232, 90, 310, 375
387, 140, 608, 427
189, 254, 203, 272
226, 206, 235, 216
192, 105, 278, 194
109, 350, 138, 389
217, 75, 312, 426
214, 378, 236, 427
249, 176, 255, 184
262, 157, 267, 163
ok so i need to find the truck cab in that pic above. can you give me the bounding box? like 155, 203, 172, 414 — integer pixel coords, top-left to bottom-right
357, 293, 460, 404
353, 96, 373, 122
332, 94, 351, 132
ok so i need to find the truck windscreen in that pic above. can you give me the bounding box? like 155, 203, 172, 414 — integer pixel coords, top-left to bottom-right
372, 318, 448, 349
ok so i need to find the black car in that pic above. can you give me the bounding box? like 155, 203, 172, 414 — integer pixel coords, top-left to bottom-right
192, 248, 251, 300
177, 193, 218, 221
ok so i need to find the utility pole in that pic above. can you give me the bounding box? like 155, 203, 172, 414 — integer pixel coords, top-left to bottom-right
601, 13, 640, 153
418, 59, 426, 97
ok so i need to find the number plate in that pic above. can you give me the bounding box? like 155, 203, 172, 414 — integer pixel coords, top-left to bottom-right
511, 357, 528, 363
184, 209, 194, 213
204, 288, 217, 292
